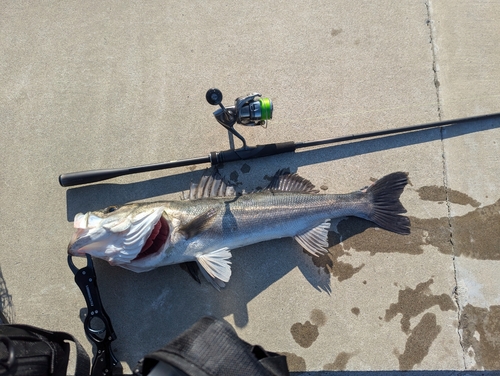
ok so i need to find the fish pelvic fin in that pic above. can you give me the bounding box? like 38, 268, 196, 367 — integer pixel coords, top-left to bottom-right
366, 172, 411, 235
196, 248, 232, 291
294, 220, 331, 256
266, 169, 319, 193
178, 208, 218, 239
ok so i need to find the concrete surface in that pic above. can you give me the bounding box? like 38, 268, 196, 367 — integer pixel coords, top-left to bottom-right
1, 1, 499, 374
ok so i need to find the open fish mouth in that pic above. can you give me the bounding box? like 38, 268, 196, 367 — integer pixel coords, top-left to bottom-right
68, 206, 169, 266
133, 215, 169, 261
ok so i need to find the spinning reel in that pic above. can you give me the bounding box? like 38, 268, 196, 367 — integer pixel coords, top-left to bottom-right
206, 88, 273, 149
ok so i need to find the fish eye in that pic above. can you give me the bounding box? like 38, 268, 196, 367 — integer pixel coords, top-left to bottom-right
103, 205, 118, 214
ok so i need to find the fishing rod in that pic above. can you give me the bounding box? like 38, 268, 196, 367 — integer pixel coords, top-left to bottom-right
59, 88, 500, 187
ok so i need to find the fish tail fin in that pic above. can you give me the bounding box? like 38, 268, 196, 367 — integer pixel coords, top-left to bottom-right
365, 172, 410, 235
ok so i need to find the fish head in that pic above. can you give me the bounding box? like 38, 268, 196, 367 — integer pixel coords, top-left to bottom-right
68, 203, 172, 271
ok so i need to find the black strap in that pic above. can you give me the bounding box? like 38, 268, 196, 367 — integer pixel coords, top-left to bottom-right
3, 324, 90, 376
68, 254, 121, 376
251, 346, 290, 376
141, 316, 289, 376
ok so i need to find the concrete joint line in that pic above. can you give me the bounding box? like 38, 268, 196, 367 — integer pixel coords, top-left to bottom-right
425, 0, 442, 121
425, 2, 465, 366
440, 127, 466, 368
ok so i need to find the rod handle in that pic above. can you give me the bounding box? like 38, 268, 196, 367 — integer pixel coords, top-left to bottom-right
59, 155, 212, 187
59, 168, 133, 187
211, 141, 296, 165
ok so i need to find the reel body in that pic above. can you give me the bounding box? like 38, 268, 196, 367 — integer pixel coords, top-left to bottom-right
206, 88, 273, 148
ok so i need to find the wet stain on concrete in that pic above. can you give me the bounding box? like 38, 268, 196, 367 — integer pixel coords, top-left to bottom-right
331, 197, 499, 260
306, 232, 365, 282
417, 185, 481, 207
229, 170, 239, 182
397, 312, 441, 370
290, 309, 327, 348
417, 185, 446, 203
336, 216, 451, 257
385, 279, 456, 334
451, 199, 500, 260
323, 351, 355, 371
459, 304, 500, 369
240, 163, 251, 174
280, 352, 306, 371
290, 320, 319, 348
310, 308, 327, 327
351, 307, 360, 316
331, 28, 342, 37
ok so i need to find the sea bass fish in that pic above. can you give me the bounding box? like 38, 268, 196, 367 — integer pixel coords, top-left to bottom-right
68, 170, 410, 289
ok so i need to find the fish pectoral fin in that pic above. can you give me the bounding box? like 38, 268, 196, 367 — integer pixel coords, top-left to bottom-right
196, 248, 232, 291
294, 220, 331, 256
178, 208, 218, 239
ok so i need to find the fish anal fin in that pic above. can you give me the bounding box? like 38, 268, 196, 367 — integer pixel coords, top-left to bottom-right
266, 170, 319, 193
179, 208, 218, 239
196, 248, 232, 290
294, 220, 331, 256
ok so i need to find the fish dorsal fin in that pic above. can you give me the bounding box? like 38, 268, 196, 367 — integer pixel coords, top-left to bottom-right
294, 220, 331, 256
178, 208, 218, 239
266, 169, 319, 193
187, 170, 236, 200
196, 248, 232, 290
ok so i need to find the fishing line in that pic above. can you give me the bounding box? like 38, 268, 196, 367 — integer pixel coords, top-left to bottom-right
271, 93, 500, 125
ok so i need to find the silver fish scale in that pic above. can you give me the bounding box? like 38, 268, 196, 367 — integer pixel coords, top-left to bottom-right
223, 191, 367, 233
167, 190, 368, 253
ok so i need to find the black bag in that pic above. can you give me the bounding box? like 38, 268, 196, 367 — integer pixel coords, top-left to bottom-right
137, 316, 289, 376
0, 324, 90, 376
